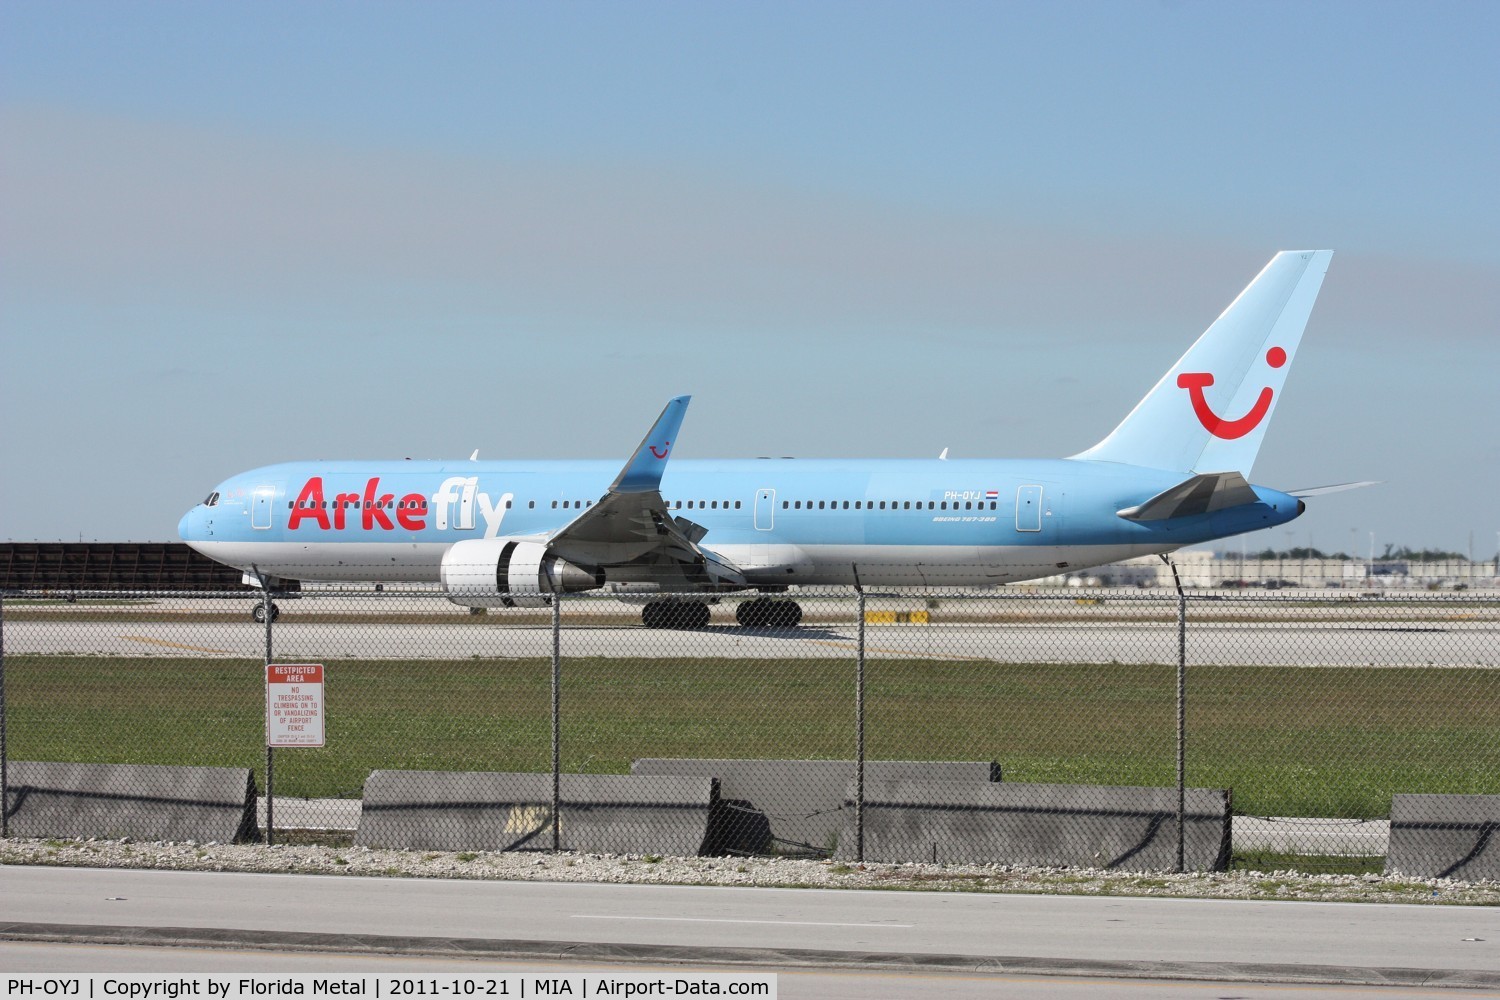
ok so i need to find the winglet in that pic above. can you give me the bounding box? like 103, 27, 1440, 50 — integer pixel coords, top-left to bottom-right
610, 396, 690, 493
1287, 481, 1379, 498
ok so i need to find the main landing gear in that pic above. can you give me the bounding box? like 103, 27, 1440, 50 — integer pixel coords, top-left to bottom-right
638, 597, 804, 629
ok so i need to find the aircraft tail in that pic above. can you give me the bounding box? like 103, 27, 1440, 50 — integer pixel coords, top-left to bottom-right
1072, 250, 1333, 476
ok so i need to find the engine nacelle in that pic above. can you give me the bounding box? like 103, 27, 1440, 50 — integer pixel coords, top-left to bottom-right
440, 537, 604, 608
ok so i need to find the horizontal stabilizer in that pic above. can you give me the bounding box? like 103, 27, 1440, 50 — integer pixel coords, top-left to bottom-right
1118, 471, 1259, 522
1288, 481, 1379, 498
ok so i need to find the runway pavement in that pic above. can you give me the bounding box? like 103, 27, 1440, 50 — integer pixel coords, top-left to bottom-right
3, 865, 1498, 989
7, 615, 1498, 665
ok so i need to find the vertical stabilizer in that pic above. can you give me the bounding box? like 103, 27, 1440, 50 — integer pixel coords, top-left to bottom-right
1072, 250, 1332, 475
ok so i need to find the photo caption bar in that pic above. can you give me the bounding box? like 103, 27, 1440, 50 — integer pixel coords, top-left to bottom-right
4, 975, 777, 1000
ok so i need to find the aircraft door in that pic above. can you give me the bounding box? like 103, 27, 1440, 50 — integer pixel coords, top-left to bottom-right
1016, 485, 1043, 532
754, 489, 775, 531
252, 486, 275, 530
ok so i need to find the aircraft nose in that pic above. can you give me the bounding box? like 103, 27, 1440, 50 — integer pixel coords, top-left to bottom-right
178, 507, 198, 541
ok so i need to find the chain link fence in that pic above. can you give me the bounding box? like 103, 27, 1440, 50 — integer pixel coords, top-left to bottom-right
3, 584, 1497, 873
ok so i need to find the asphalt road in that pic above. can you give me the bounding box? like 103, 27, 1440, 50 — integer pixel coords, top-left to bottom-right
3, 866, 1498, 990
4, 942, 1497, 1000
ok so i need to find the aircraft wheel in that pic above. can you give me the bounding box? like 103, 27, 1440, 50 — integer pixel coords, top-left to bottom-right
689, 601, 711, 629
737, 598, 800, 629
251, 602, 281, 623
736, 598, 770, 628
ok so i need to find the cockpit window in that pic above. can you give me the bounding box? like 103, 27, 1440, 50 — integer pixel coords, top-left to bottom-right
204, 491, 220, 507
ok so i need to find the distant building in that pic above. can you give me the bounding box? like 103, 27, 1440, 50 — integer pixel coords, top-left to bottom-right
1039, 551, 1499, 590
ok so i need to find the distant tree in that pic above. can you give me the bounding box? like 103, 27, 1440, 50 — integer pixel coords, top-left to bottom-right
1246, 547, 1345, 560
1234, 544, 1470, 562
1387, 546, 1467, 562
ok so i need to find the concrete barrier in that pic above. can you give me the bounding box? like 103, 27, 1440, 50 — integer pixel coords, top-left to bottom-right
355, 771, 715, 855
4, 761, 258, 843
1386, 793, 1500, 879
631, 759, 1001, 856
835, 780, 1230, 871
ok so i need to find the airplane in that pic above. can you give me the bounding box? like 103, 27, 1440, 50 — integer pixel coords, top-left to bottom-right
180, 250, 1345, 628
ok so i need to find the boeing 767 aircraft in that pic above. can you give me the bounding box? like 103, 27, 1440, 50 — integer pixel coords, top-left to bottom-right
181, 250, 1342, 628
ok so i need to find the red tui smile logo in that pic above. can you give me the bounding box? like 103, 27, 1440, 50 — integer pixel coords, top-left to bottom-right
1177, 347, 1286, 440
649, 441, 671, 460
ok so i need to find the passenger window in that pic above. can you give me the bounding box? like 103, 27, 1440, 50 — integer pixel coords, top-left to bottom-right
782, 501, 789, 509
879, 501, 886, 510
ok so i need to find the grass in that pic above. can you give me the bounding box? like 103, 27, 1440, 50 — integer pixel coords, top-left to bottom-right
6, 655, 1499, 829
1230, 851, 1384, 876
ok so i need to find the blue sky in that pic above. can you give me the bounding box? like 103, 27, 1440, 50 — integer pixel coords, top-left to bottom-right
3, 1, 1497, 558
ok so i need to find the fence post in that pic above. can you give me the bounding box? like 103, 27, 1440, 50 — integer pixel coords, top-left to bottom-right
1161, 556, 1187, 873
856, 589, 866, 862
1, 590, 7, 839
551, 592, 562, 852
262, 587, 275, 847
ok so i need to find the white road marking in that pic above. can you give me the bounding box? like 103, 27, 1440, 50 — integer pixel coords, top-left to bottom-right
573, 914, 912, 928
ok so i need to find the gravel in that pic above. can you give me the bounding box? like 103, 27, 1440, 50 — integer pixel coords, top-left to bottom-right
4, 837, 1499, 906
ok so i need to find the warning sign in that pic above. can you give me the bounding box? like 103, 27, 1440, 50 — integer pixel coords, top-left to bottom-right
266, 663, 325, 748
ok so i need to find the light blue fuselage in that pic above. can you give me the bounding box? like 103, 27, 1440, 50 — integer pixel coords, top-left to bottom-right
180, 457, 1300, 588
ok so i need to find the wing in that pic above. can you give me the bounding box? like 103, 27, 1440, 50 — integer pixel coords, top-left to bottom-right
542, 396, 748, 589
1287, 481, 1380, 498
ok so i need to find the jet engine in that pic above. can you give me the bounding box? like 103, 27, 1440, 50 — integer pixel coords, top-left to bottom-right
440, 538, 603, 608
